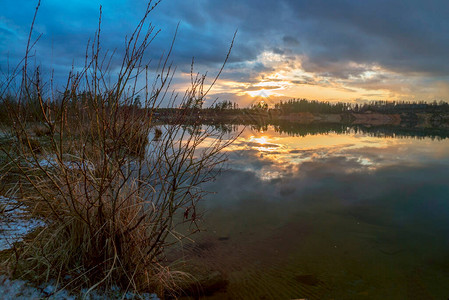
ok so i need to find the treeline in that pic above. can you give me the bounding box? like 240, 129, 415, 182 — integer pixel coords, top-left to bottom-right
198, 98, 449, 115
0, 93, 60, 124
0, 91, 155, 125
274, 99, 349, 113
273, 99, 449, 114
350, 100, 449, 114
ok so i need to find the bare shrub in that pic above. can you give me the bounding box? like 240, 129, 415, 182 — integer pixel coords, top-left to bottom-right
0, 0, 235, 296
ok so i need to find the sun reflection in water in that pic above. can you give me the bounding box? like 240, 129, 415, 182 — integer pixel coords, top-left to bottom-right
248, 135, 281, 152
249, 136, 268, 145
222, 125, 449, 182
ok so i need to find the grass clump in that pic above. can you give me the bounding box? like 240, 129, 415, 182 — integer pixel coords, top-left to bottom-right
0, 0, 234, 297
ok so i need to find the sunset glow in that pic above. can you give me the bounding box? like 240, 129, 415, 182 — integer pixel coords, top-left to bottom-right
2, 0, 448, 107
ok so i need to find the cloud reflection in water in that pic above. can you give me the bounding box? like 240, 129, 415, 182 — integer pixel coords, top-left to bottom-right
224, 126, 449, 180
187, 126, 449, 298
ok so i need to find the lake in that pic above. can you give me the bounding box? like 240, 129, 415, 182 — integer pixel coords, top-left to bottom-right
176, 124, 449, 299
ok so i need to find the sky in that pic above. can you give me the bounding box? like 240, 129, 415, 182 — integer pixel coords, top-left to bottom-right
1, 0, 449, 107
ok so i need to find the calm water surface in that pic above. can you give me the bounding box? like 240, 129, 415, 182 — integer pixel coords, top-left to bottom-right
179, 125, 449, 299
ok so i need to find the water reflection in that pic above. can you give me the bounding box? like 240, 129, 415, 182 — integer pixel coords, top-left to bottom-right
175, 124, 449, 299
252, 121, 449, 140
224, 125, 449, 181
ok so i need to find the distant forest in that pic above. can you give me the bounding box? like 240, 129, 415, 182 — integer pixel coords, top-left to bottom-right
183, 98, 449, 114
273, 99, 449, 114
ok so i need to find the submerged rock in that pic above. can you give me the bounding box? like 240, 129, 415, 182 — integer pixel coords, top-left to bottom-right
175, 264, 229, 297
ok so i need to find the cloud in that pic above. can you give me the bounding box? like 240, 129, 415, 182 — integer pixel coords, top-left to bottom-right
283, 0, 449, 76
282, 35, 300, 47
1, 0, 448, 101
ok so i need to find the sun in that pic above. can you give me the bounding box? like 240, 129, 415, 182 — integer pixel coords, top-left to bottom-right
250, 136, 268, 145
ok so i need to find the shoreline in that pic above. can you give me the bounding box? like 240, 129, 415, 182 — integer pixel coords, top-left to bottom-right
154, 110, 449, 129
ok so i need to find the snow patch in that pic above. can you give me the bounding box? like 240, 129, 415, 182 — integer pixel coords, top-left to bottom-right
0, 196, 45, 251
0, 276, 160, 299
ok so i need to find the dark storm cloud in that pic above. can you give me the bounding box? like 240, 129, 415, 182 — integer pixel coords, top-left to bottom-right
1, 0, 448, 94
282, 36, 300, 47
283, 0, 449, 76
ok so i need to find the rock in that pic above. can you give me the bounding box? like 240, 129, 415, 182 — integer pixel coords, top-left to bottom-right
177, 265, 229, 297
